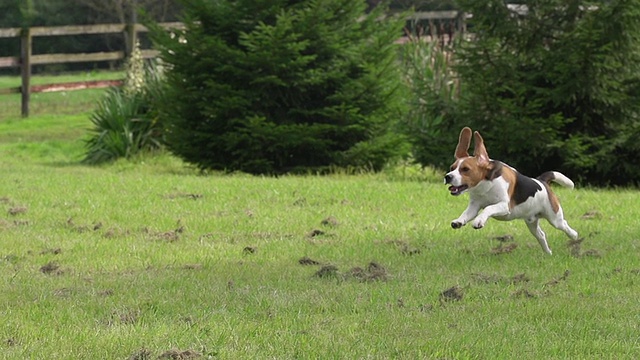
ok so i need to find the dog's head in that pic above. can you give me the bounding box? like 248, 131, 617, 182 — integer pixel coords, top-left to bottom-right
444, 127, 500, 196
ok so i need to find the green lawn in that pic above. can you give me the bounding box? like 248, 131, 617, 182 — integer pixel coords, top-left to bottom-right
0, 71, 123, 119
0, 81, 639, 359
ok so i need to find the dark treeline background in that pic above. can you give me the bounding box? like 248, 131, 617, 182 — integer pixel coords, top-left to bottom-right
0, 0, 456, 73
0, 0, 186, 73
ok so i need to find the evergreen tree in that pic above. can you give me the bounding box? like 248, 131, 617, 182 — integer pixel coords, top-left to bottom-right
415, 0, 640, 185
148, 0, 408, 174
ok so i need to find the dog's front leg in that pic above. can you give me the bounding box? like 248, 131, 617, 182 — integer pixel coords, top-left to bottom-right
471, 202, 509, 229
452, 203, 481, 229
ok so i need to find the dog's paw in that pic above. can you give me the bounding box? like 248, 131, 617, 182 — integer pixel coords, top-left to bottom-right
472, 219, 485, 229
451, 221, 463, 229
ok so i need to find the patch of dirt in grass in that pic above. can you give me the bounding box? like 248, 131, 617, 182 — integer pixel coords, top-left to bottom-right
511, 273, 530, 284
440, 285, 463, 303
53, 287, 73, 297
108, 308, 140, 325
293, 197, 307, 206
312, 261, 390, 282
103, 226, 131, 238
5, 338, 17, 347
566, 238, 601, 258
0, 219, 11, 230
165, 192, 203, 200
7, 206, 27, 216
128, 348, 152, 360
471, 272, 530, 285
145, 224, 185, 242
492, 234, 514, 242
580, 249, 602, 258
299, 256, 321, 265
387, 240, 421, 256
545, 269, 570, 287
2, 254, 20, 264
320, 216, 340, 227
346, 262, 389, 282
0, 196, 11, 204
242, 246, 256, 254
98, 289, 114, 297
314, 265, 338, 278
581, 210, 602, 220
307, 229, 326, 237
512, 289, 538, 299
40, 261, 63, 275
66, 217, 104, 233
158, 349, 202, 359
490, 242, 518, 255
39, 248, 62, 255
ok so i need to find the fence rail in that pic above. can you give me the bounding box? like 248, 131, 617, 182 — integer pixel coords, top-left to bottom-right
0, 22, 184, 117
0, 12, 463, 118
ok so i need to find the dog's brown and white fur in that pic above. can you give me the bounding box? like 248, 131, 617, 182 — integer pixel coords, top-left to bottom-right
444, 127, 578, 254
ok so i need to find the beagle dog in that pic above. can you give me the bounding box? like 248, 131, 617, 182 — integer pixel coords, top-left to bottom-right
444, 127, 579, 254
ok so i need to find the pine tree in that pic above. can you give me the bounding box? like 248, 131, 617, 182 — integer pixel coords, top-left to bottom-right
148, 0, 408, 174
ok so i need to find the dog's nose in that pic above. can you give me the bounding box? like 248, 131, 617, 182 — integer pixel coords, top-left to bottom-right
444, 174, 453, 184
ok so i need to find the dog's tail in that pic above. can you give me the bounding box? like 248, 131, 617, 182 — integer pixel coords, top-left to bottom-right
537, 171, 574, 189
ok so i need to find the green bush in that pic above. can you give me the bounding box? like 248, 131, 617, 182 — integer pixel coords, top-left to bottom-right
148, 0, 408, 175
399, 32, 460, 170
416, 0, 640, 185
83, 48, 165, 165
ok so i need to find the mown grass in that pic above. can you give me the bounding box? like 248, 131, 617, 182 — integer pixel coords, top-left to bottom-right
0, 71, 123, 119
0, 76, 639, 359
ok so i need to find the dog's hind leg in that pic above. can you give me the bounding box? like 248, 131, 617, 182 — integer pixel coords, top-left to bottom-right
525, 219, 553, 255
547, 208, 579, 241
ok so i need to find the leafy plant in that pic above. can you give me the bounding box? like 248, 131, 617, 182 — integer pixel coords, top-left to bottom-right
83, 44, 165, 164
399, 30, 461, 168
83, 87, 162, 164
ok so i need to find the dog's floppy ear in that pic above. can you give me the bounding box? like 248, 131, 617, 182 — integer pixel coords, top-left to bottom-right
473, 131, 490, 166
455, 127, 472, 159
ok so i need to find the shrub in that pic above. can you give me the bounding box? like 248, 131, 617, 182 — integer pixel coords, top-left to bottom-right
399, 31, 460, 170
83, 44, 165, 164
428, 0, 640, 185
147, 0, 408, 175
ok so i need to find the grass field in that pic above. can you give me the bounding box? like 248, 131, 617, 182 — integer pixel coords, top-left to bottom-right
0, 71, 123, 119
0, 75, 639, 359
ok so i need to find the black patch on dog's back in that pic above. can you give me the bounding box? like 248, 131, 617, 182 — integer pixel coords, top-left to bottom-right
513, 172, 542, 205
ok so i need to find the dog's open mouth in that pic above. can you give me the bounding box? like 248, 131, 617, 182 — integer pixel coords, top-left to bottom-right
448, 185, 468, 196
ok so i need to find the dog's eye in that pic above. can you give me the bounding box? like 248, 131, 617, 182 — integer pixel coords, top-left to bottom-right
461, 166, 469, 172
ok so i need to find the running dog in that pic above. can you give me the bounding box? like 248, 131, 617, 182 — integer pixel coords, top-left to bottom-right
444, 127, 579, 254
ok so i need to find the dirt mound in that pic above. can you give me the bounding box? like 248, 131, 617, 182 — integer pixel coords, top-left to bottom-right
158, 349, 201, 359
314, 265, 338, 278
440, 285, 463, 302
490, 242, 518, 255
346, 262, 389, 282
40, 261, 63, 275
299, 256, 321, 265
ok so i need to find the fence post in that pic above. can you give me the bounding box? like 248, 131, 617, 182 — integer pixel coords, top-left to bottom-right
20, 27, 32, 118
456, 12, 467, 34
125, 0, 138, 58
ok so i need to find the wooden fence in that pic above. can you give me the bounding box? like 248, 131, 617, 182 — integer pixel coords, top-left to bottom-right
0, 22, 184, 117
0, 11, 464, 118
